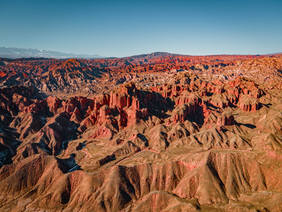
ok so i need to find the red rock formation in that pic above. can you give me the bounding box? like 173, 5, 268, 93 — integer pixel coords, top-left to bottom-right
238, 95, 260, 112
46, 96, 61, 113
0, 54, 281, 211
216, 112, 235, 126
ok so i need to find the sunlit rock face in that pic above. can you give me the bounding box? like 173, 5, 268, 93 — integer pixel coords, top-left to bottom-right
0, 54, 282, 211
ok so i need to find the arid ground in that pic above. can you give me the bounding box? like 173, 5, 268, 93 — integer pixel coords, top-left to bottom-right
0, 53, 281, 211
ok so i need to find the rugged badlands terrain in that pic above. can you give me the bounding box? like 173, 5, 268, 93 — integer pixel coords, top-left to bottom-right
0, 53, 281, 211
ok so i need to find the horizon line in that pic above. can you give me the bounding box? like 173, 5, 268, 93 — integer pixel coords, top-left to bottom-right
0, 46, 281, 59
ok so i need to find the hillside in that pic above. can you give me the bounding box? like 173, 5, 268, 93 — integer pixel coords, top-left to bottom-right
0, 53, 281, 211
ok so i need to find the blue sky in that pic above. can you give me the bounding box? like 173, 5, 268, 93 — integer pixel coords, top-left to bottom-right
0, 0, 281, 57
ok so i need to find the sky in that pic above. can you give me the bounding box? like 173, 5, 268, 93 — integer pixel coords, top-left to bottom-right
0, 0, 282, 57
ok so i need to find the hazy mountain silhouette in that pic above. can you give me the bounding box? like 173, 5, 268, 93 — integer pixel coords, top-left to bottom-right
0, 47, 103, 59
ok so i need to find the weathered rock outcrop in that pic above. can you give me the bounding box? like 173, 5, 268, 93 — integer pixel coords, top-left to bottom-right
0, 54, 281, 211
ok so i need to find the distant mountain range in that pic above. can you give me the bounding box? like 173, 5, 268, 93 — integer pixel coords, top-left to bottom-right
0, 47, 103, 59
